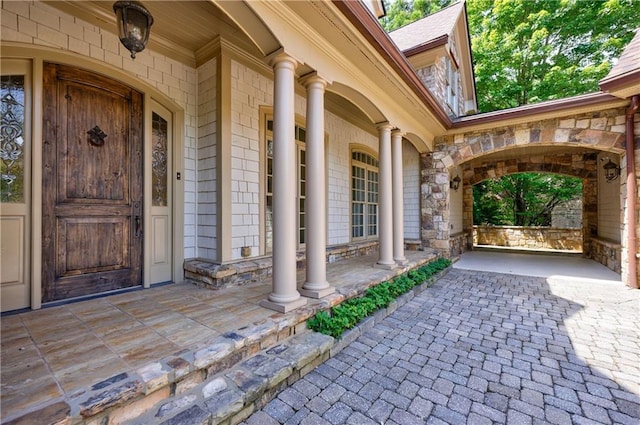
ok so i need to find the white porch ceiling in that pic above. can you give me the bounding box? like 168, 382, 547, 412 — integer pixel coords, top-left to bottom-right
44, 1, 265, 67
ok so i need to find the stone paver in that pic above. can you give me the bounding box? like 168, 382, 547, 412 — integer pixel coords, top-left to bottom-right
244, 269, 640, 424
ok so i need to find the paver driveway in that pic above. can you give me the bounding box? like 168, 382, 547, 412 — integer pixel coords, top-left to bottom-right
244, 268, 640, 425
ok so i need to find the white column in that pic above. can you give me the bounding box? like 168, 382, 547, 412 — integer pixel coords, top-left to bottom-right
261, 53, 307, 313
392, 129, 408, 265
376, 123, 396, 268
300, 73, 335, 298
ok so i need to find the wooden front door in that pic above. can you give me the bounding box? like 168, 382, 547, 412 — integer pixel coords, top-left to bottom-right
42, 63, 143, 302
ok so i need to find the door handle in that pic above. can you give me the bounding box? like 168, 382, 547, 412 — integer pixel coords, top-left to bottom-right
135, 216, 142, 238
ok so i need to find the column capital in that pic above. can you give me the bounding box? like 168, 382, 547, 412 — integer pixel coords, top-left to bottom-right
376, 121, 393, 132
267, 50, 299, 70
391, 128, 405, 138
300, 71, 330, 89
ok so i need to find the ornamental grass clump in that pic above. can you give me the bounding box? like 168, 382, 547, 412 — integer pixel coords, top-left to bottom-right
307, 257, 451, 338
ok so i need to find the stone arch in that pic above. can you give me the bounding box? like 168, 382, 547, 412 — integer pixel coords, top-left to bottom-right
460, 152, 599, 258
437, 108, 628, 168
463, 153, 598, 186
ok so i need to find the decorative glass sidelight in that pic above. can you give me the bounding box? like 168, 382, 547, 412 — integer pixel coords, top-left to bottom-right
1, 75, 25, 203
151, 112, 168, 206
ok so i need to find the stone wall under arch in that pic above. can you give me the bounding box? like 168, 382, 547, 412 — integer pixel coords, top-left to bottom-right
422, 107, 627, 263
460, 153, 598, 257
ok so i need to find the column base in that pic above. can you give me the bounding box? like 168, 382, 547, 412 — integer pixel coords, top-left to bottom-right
395, 257, 408, 266
299, 285, 335, 299
260, 297, 307, 313
374, 261, 397, 270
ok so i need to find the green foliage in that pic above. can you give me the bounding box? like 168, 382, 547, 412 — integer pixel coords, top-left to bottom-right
467, 0, 640, 112
307, 258, 452, 338
381, 0, 640, 113
407, 268, 427, 285
473, 173, 582, 226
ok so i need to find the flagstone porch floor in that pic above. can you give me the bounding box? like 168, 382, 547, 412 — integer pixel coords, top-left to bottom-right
0, 250, 438, 424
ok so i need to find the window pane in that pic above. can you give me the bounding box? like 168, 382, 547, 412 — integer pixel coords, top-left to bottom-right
352, 202, 364, 238
299, 198, 305, 245
351, 151, 382, 241
266, 195, 273, 252
1, 75, 25, 203
267, 139, 273, 158
151, 112, 168, 206
368, 204, 378, 236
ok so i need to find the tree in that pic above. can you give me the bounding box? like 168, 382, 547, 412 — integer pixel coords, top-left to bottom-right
467, 0, 640, 112
380, 0, 454, 31
473, 173, 582, 226
381, 0, 640, 112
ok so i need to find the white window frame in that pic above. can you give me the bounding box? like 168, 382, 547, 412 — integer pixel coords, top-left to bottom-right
446, 55, 459, 114
265, 117, 307, 253
351, 150, 379, 241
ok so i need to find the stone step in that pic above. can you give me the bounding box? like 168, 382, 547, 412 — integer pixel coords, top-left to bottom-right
127, 331, 334, 425
5, 307, 331, 425
4, 256, 446, 425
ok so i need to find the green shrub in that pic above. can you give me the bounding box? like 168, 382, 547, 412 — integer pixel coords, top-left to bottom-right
307, 257, 452, 338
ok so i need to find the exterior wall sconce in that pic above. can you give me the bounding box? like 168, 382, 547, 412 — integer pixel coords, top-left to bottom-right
450, 174, 461, 191
602, 158, 620, 182
113, 1, 153, 59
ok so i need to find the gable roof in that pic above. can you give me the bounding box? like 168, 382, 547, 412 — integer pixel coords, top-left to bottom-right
599, 28, 640, 98
388, 1, 464, 52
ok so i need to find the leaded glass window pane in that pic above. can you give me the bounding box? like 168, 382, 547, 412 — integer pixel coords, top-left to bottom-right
151, 112, 168, 206
1, 75, 25, 203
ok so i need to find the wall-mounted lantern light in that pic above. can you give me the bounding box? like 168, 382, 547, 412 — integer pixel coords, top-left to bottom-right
602, 158, 620, 182
450, 174, 461, 191
113, 1, 153, 59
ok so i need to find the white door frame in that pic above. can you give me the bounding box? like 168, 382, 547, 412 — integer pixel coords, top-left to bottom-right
1, 44, 185, 310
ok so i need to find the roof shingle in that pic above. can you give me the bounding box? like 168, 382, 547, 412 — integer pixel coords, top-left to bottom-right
388, 1, 464, 52
602, 28, 640, 82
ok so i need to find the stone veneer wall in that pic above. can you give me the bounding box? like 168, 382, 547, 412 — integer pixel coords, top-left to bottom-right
420, 152, 452, 254
551, 199, 582, 228
414, 32, 465, 118
185, 241, 379, 289
441, 109, 627, 167
449, 232, 469, 258
429, 108, 630, 262
474, 226, 583, 252
590, 237, 622, 273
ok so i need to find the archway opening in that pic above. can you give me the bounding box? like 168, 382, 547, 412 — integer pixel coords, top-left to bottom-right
472, 172, 584, 253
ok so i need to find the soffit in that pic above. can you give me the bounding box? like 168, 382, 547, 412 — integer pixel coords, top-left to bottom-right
44, 1, 265, 67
